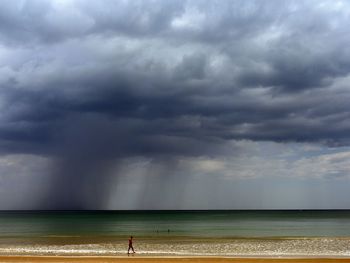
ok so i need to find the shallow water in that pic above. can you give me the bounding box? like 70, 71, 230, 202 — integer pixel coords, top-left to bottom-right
0, 210, 350, 256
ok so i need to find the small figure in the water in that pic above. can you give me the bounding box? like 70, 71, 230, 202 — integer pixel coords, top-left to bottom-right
127, 236, 135, 255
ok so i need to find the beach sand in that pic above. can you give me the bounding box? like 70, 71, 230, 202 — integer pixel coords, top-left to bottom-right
0, 257, 350, 263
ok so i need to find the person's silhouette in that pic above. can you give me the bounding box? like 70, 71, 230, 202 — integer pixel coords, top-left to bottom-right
127, 236, 135, 254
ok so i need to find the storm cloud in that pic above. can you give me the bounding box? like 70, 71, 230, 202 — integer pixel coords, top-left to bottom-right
1, 0, 350, 209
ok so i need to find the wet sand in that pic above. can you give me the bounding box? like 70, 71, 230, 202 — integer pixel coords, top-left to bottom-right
1, 257, 350, 263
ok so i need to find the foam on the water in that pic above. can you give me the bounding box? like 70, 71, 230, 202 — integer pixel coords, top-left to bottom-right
0, 237, 350, 257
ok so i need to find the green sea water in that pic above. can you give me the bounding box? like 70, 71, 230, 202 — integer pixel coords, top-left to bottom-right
0, 210, 349, 256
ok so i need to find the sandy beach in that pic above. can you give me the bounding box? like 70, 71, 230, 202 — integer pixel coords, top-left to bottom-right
1, 257, 350, 263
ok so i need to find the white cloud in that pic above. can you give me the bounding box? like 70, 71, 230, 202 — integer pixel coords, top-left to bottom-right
171, 7, 205, 31
293, 151, 350, 179
175, 142, 350, 180
0, 154, 51, 178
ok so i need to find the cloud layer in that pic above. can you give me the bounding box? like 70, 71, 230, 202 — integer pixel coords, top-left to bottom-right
1, 0, 350, 208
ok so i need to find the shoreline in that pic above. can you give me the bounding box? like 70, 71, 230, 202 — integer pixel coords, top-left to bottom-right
1, 256, 350, 263
2, 236, 350, 258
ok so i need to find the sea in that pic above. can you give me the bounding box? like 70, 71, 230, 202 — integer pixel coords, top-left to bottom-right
0, 210, 350, 257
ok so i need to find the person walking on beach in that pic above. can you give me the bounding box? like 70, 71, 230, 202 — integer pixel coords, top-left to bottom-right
127, 236, 135, 254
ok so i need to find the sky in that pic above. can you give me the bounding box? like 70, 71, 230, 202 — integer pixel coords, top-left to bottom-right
1, 0, 350, 209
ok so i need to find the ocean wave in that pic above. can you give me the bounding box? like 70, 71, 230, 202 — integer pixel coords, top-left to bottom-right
0, 237, 350, 257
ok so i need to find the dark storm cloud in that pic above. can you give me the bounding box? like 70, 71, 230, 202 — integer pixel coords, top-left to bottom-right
237, 38, 350, 92
1, 0, 350, 208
